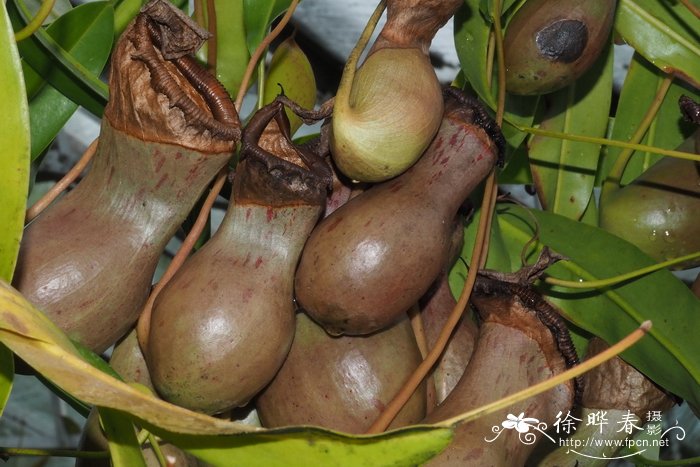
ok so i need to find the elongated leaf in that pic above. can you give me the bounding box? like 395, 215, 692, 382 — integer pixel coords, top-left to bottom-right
0, 2, 30, 284
263, 36, 316, 134
151, 425, 452, 467
615, 0, 700, 88
10, 0, 110, 116
0, 280, 453, 465
597, 53, 700, 186
244, 0, 291, 56
0, 344, 11, 420
0, 0, 29, 421
453, 0, 497, 109
494, 204, 700, 410
18, 0, 74, 99
100, 407, 148, 467
27, 1, 113, 160
214, 0, 249, 96
528, 43, 613, 220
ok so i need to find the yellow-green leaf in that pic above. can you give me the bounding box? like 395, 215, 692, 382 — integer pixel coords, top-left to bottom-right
0, 1, 30, 284
150, 425, 453, 467
263, 36, 316, 134
0, 280, 453, 465
0, 344, 12, 417
0, 0, 29, 422
214, 0, 249, 97
99, 407, 148, 467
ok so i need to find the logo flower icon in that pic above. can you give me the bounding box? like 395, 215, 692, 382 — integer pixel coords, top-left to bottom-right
485, 412, 553, 445
502, 412, 541, 433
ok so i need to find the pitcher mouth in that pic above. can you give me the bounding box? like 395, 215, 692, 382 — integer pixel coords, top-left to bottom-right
235, 99, 332, 207
114, 0, 240, 143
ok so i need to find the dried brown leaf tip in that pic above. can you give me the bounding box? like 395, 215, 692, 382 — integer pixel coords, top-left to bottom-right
105, 0, 240, 152
235, 98, 332, 207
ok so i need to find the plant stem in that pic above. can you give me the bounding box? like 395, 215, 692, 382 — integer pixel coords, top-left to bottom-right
25, 138, 98, 223
148, 432, 168, 467
492, 0, 506, 126
333, 0, 386, 111
600, 76, 673, 202
0, 447, 109, 459
545, 250, 700, 289
515, 126, 700, 162
257, 58, 266, 110
479, 0, 506, 268
436, 320, 652, 428
14, 0, 55, 41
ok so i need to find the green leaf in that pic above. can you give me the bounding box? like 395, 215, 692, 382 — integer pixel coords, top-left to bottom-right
597, 53, 700, 186
0, 344, 13, 418
244, 0, 291, 56
0, 1, 30, 283
0, 280, 452, 464
615, 0, 700, 88
150, 425, 452, 467
495, 204, 700, 410
99, 407, 148, 467
528, 43, 613, 220
26, 1, 114, 160
263, 36, 316, 134
10, 0, 110, 117
478, 0, 522, 20
214, 0, 249, 97
0, 0, 29, 421
113, 0, 142, 39
453, 0, 496, 109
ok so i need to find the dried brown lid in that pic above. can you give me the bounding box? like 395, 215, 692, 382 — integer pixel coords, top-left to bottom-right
234, 99, 332, 207
105, 0, 240, 153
